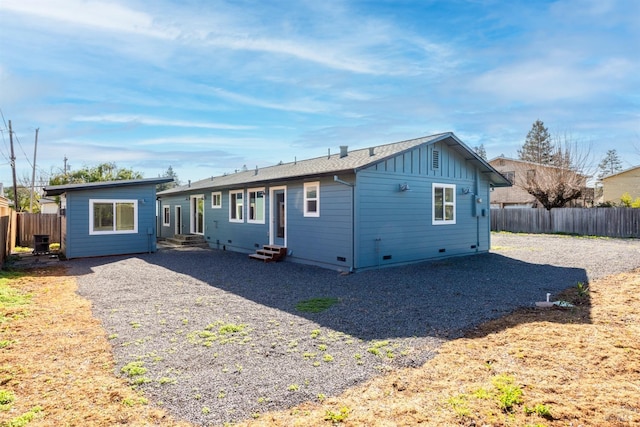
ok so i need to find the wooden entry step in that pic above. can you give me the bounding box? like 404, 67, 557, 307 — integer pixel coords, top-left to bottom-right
249, 245, 287, 263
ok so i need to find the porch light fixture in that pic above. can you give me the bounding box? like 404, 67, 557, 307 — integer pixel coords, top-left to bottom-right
461, 187, 471, 194
399, 183, 411, 192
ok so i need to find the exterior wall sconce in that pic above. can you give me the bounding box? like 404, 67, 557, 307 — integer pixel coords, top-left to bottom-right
461, 187, 471, 194
399, 183, 411, 192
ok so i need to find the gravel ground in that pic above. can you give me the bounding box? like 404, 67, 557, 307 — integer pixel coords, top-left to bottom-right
70, 233, 640, 426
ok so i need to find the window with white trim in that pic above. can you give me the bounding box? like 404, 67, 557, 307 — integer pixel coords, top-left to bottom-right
90, 199, 138, 234
248, 188, 265, 223
303, 182, 319, 217
432, 183, 456, 225
211, 192, 222, 208
229, 190, 244, 222
162, 205, 170, 226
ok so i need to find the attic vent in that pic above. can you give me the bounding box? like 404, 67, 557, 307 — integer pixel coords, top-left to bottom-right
369, 147, 375, 156
340, 146, 348, 158
432, 150, 440, 169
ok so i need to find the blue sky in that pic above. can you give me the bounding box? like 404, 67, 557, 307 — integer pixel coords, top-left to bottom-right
1, 0, 638, 188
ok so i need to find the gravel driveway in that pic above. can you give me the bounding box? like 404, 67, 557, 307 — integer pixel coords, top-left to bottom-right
70, 233, 640, 426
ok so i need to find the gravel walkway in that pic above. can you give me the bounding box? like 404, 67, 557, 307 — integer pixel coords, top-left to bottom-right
70, 233, 640, 426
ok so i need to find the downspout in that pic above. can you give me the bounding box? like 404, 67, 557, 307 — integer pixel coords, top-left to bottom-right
333, 175, 355, 272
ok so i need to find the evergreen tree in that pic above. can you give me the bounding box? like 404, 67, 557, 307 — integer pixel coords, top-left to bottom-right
518, 120, 554, 164
473, 144, 487, 160
597, 149, 623, 179
157, 165, 180, 192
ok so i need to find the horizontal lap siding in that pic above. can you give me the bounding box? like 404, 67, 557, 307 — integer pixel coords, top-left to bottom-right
355, 143, 486, 270
286, 178, 353, 269
158, 195, 189, 238
66, 185, 158, 258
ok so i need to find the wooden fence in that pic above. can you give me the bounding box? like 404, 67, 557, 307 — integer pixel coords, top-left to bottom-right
491, 208, 640, 238
16, 213, 61, 247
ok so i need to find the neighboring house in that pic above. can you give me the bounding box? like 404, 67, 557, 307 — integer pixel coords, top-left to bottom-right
43, 177, 172, 259
601, 165, 640, 205
158, 132, 511, 271
489, 156, 590, 208
39, 197, 59, 214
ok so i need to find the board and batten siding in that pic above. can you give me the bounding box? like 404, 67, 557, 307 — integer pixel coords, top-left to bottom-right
355, 143, 491, 270
64, 184, 158, 258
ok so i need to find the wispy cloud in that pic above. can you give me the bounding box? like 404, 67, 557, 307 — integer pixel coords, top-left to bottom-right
207, 87, 334, 114
73, 114, 255, 130
0, 0, 178, 39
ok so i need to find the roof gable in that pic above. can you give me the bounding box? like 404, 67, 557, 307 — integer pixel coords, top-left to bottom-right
602, 165, 640, 180
159, 132, 511, 195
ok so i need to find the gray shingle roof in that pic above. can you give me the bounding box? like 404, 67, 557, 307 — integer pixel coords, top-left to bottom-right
159, 132, 510, 195
43, 177, 174, 196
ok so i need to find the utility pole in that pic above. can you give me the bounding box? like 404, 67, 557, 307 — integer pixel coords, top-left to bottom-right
30, 128, 39, 212
9, 120, 19, 212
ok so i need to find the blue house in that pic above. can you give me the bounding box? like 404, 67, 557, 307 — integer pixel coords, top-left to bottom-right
43, 177, 172, 259
157, 133, 511, 271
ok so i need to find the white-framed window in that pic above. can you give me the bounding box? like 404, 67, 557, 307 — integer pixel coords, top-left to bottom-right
229, 190, 244, 222
248, 188, 265, 223
89, 199, 138, 235
303, 181, 320, 217
162, 205, 170, 226
432, 183, 456, 225
211, 192, 222, 208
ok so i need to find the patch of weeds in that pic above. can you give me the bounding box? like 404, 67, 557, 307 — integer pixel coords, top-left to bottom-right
318, 344, 328, 352
313, 361, 321, 367
251, 413, 261, 419
287, 384, 299, 391
324, 406, 350, 423
524, 403, 553, 420
130, 321, 142, 329
0, 340, 14, 349
158, 377, 177, 385
187, 320, 251, 347
310, 329, 321, 339
367, 340, 392, 358
492, 374, 523, 413
576, 281, 589, 297
0, 389, 16, 410
132, 376, 151, 385
202, 406, 211, 414
257, 396, 268, 404
447, 394, 471, 418
3, 405, 43, 426
323, 354, 334, 362
193, 393, 202, 400
288, 340, 298, 349
217, 390, 226, 399
317, 393, 327, 402
472, 388, 492, 399
295, 297, 339, 313
121, 361, 147, 378
0, 272, 30, 323
107, 333, 118, 340
122, 396, 148, 406
303, 352, 317, 360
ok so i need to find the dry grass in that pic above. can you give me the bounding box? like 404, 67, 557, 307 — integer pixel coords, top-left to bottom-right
1, 266, 639, 427
0, 266, 191, 427
242, 269, 640, 427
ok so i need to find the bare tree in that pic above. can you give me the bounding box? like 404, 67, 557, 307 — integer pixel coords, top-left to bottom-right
519, 133, 593, 210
